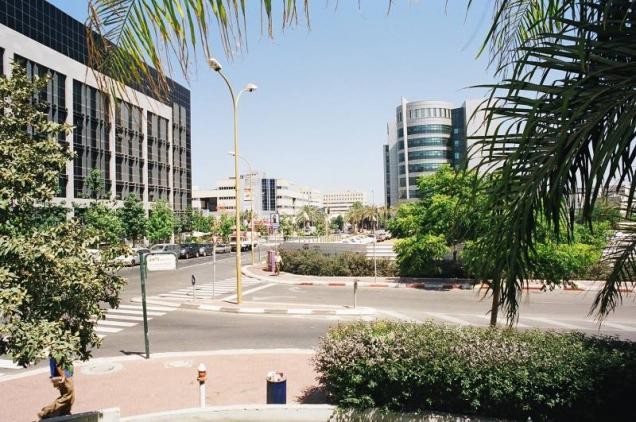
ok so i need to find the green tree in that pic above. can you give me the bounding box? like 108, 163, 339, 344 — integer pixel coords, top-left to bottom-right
332, 215, 345, 232
280, 215, 295, 237
119, 194, 147, 245
394, 234, 448, 277
147, 200, 175, 243
83, 202, 125, 245
84, 168, 106, 200
0, 66, 125, 368
217, 213, 234, 243
191, 209, 209, 233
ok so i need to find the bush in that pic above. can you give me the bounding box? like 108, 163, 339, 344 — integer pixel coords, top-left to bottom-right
314, 321, 636, 421
280, 249, 397, 277
394, 234, 449, 277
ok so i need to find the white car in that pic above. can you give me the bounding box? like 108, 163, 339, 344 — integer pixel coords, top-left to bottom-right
114, 247, 150, 266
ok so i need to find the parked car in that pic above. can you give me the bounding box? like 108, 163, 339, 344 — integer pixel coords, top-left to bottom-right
114, 247, 150, 266
149, 243, 180, 259
179, 243, 200, 259
215, 243, 232, 254
199, 243, 213, 256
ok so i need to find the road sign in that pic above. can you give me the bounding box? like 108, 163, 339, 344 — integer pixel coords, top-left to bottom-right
272, 223, 280, 230
146, 253, 177, 271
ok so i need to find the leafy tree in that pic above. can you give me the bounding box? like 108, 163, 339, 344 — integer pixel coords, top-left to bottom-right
147, 200, 175, 243
394, 234, 448, 277
119, 194, 147, 245
216, 213, 234, 243
332, 215, 345, 231
191, 209, 209, 233
84, 168, 106, 200
180, 205, 194, 233
279, 215, 295, 237
0, 66, 125, 368
83, 202, 124, 245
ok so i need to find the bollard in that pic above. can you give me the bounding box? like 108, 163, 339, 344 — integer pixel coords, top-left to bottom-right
197, 363, 207, 408
191, 274, 196, 300
353, 279, 358, 309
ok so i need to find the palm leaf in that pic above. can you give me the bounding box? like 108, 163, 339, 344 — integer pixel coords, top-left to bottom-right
86, 0, 310, 98
472, 0, 636, 322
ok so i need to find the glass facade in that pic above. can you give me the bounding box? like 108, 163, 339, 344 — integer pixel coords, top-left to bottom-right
451, 107, 466, 168
0, 0, 192, 211
73, 80, 110, 198
398, 124, 452, 138
261, 178, 276, 211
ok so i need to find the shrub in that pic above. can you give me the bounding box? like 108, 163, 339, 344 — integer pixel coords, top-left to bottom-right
280, 249, 397, 277
314, 321, 636, 421
394, 234, 448, 277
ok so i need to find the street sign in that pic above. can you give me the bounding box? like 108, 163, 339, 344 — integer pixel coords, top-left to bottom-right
272, 223, 280, 230
146, 253, 177, 271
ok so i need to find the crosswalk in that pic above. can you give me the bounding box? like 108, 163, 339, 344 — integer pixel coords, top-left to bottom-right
95, 302, 180, 339
146, 277, 263, 303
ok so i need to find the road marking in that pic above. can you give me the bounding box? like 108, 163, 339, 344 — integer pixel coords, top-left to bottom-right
286, 309, 312, 315
424, 312, 472, 326
117, 304, 176, 312
379, 310, 423, 323
238, 308, 265, 313
138, 299, 181, 307
523, 317, 587, 330
103, 314, 147, 322
471, 314, 530, 328
0, 359, 21, 370
222, 283, 275, 302
94, 326, 123, 333
603, 322, 636, 332
96, 320, 136, 328
107, 309, 165, 316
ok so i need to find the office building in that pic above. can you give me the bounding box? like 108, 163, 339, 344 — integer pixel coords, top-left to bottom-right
0, 0, 191, 213
383, 98, 486, 207
193, 173, 322, 219
323, 191, 367, 217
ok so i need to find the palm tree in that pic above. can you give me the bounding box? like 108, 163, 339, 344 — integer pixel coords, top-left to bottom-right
473, 0, 636, 324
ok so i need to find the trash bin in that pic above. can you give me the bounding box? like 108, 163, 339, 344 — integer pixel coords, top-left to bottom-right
266, 371, 286, 404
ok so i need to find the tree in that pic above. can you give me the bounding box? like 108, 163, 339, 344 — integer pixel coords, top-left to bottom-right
147, 200, 175, 243
119, 194, 147, 245
0, 65, 125, 368
216, 213, 234, 243
84, 168, 106, 200
191, 209, 209, 233
394, 234, 448, 277
83, 202, 124, 245
333, 215, 345, 232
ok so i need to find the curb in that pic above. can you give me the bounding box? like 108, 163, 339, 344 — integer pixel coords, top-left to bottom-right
181, 302, 377, 316
242, 267, 475, 290
243, 266, 635, 293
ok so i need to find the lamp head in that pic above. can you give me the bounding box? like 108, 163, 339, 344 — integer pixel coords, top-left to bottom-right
207, 57, 222, 72
244, 83, 258, 92
227, 151, 236, 156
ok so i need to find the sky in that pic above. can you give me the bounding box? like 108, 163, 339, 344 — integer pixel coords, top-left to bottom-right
48, 0, 496, 204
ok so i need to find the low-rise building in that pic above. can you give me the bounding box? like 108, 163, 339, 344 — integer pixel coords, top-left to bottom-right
323, 191, 367, 217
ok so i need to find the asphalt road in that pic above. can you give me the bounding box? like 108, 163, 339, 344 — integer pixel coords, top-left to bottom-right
2, 253, 636, 378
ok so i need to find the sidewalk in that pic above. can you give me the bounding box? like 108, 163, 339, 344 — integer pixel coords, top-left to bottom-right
0, 349, 321, 422
243, 264, 631, 292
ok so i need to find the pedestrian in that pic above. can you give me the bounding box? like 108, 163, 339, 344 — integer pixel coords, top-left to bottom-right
274, 251, 282, 276
37, 357, 75, 420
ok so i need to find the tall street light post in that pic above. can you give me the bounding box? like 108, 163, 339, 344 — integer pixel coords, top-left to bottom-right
208, 57, 257, 304
228, 151, 256, 265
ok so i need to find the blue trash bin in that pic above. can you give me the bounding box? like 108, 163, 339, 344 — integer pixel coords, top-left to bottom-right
266, 374, 286, 404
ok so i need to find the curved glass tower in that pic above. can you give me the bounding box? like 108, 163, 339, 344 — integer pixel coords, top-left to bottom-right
396, 99, 453, 200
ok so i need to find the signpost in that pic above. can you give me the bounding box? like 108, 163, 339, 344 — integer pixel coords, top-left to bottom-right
212, 243, 216, 298
139, 251, 178, 359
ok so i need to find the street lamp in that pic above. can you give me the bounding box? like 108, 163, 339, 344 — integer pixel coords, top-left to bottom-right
228, 151, 256, 266
208, 57, 257, 304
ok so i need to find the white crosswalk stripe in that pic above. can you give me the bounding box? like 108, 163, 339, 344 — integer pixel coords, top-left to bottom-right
95, 303, 178, 340
154, 277, 263, 302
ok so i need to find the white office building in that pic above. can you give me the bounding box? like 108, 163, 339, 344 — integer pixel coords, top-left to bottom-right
323, 191, 368, 217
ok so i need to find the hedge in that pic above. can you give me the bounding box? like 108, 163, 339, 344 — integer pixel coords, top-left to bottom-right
314, 321, 636, 421
280, 249, 397, 277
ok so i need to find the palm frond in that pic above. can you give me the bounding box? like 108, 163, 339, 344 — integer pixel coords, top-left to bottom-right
86, 0, 310, 98
473, 0, 636, 322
